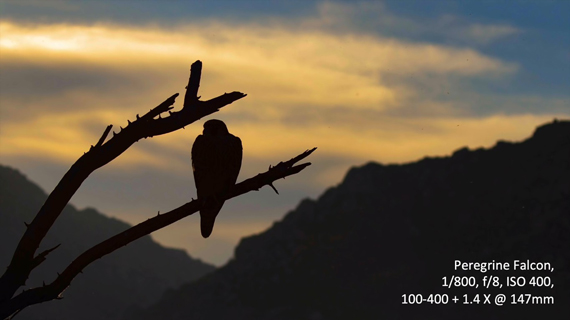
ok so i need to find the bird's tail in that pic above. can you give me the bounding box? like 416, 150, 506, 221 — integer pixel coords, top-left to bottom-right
199, 197, 225, 238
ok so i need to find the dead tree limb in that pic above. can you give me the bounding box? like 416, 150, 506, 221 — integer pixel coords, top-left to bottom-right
0, 61, 245, 306
0, 148, 315, 318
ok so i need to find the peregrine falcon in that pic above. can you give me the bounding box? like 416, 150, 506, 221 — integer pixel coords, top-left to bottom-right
192, 119, 242, 238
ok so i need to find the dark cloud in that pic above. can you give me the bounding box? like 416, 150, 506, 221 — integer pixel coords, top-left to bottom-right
0, 0, 317, 27
0, 60, 184, 124
1, 62, 128, 96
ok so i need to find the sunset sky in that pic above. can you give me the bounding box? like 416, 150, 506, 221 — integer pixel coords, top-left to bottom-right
1, 0, 568, 266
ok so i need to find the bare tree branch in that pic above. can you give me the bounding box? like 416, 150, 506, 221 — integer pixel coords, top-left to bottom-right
0, 61, 246, 304
0, 148, 316, 318
29, 244, 61, 271
184, 60, 202, 106
94, 125, 113, 148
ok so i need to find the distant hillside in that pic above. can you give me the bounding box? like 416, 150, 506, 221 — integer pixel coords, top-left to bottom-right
126, 119, 570, 320
0, 165, 215, 320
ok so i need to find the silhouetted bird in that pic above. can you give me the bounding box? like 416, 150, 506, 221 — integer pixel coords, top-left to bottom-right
192, 119, 242, 238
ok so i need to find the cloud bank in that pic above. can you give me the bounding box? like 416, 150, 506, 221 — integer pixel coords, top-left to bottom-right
1, 2, 567, 265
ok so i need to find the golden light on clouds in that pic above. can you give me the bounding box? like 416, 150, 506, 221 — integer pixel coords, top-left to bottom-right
229, 113, 556, 161
0, 19, 563, 191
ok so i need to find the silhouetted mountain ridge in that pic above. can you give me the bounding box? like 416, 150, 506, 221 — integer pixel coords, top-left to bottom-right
126, 119, 569, 320
0, 165, 215, 320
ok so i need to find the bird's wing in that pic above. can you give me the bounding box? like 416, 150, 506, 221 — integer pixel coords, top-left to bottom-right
222, 134, 243, 192
192, 134, 224, 199
192, 134, 242, 238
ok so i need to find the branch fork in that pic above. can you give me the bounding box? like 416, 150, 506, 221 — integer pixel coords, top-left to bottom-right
0, 60, 314, 319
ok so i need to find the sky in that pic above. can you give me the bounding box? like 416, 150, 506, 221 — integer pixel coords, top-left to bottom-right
0, 0, 568, 266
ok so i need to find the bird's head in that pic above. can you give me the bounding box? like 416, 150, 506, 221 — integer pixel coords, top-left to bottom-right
203, 119, 229, 136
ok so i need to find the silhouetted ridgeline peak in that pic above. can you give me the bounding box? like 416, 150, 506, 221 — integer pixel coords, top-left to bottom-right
125, 119, 569, 320
0, 165, 215, 320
